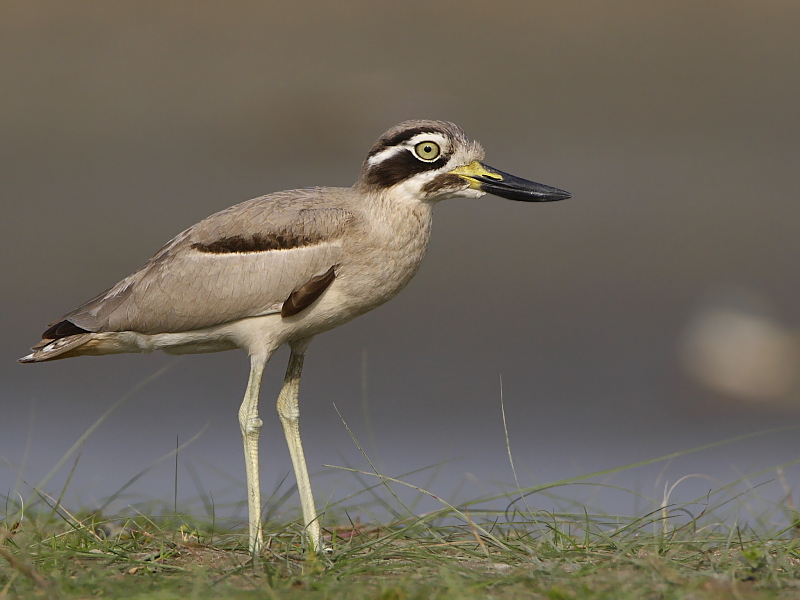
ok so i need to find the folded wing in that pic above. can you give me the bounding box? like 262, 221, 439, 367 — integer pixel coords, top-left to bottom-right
54, 190, 354, 335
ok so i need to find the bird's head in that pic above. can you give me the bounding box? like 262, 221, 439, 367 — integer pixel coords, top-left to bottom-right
357, 120, 571, 204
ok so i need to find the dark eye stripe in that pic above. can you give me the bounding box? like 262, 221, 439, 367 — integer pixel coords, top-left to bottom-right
421, 173, 465, 195
364, 149, 448, 188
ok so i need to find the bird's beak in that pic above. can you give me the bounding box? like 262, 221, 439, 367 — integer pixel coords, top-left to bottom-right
448, 161, 571, 202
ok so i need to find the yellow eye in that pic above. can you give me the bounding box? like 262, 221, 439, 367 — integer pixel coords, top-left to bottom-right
414, 141, 441, 161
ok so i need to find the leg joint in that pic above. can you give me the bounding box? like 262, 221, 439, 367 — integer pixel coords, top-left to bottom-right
241, 415, 263, 436
276, 398, 299, 423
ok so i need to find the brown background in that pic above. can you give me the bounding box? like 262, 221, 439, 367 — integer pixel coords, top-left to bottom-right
2, 1, 799, 517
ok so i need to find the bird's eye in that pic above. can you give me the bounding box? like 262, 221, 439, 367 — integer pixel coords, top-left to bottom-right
414, 141, 441, 161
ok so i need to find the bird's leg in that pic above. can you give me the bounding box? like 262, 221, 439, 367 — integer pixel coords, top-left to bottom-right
238, 356, 266, 555
276, 340, 322, 552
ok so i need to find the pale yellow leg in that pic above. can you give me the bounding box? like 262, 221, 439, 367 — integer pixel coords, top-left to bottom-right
238, 357, 266, 554
276, 340, 322, 552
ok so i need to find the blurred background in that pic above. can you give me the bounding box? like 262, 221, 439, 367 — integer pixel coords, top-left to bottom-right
2, 1, 800, 522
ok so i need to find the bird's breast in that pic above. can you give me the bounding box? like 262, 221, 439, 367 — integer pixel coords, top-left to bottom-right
294, 202, 433, 332
346, 202, 432, 304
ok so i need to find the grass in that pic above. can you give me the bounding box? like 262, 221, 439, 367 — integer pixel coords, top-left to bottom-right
4, 439, 800, 599
3, 372, 800, 598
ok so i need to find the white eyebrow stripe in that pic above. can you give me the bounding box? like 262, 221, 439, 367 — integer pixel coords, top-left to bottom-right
405, 132, 449, 148
367, 145, 405, 167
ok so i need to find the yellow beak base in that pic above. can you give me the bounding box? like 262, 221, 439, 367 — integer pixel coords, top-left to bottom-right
448, 161, 501, 190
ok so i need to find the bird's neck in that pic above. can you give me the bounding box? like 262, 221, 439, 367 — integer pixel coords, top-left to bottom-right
363, 187, 434, 248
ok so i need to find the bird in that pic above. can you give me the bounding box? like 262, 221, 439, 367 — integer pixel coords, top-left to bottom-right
20, 120, 571, 554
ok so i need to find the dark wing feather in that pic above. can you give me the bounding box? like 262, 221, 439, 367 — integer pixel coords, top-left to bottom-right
281, 265, 337, 317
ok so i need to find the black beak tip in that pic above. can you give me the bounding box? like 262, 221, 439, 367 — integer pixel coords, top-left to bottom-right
479, 181, 573, 203
475, 165, 571, 203
520, 182, 572, 203
550, 189, 572, 201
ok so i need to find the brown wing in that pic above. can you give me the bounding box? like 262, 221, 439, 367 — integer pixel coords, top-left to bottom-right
53, 190, 355, 335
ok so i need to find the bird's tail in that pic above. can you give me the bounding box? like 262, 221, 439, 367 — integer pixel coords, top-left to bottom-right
19, 332, 94, 363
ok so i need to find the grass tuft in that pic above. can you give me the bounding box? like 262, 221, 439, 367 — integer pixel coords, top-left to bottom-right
3, 446, 800, 599
3, 372, 799, 597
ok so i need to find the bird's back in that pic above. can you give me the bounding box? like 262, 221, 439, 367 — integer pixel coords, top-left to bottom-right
46, 187, 357, 336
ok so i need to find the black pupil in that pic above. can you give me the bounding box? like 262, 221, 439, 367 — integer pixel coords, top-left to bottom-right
423, 145, 432, 153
